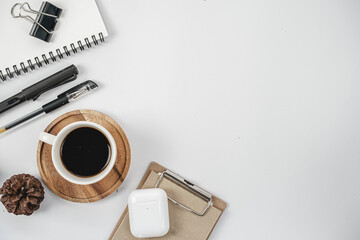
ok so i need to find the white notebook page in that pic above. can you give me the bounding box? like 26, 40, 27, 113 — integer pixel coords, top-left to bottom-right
0, 0, 108, 79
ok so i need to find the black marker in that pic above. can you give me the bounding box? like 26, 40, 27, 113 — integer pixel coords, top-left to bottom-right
0, 65, 78, 114
0, 81, 98, 134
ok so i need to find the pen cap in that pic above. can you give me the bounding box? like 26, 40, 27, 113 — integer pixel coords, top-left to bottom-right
21, 65, 78, 100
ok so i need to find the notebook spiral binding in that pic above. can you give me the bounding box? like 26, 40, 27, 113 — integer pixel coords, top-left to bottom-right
0, 32, 104, 81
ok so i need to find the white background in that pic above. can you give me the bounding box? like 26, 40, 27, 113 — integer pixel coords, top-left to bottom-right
1, 0, 360, 239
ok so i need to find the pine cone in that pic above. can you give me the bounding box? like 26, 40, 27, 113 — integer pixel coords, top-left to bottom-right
0, 174, 44, 216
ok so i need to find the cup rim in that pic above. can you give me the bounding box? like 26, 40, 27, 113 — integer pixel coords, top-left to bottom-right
50, 121, 117, 185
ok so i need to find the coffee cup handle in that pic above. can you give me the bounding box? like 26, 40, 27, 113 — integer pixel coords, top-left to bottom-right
39, 132, 56, 145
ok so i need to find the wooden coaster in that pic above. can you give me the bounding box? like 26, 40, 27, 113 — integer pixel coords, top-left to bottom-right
36, 110, 131, 203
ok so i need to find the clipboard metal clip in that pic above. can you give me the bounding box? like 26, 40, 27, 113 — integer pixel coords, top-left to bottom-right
155, 170, 213, 216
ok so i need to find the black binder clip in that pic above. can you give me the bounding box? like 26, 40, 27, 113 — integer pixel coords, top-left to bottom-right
11, 2, 62, 43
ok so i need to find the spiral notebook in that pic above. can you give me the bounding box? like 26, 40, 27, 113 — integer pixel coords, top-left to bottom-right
0, 0, 108, 81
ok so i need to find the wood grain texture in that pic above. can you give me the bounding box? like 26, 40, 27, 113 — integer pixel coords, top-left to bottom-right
37, 110, 131, 203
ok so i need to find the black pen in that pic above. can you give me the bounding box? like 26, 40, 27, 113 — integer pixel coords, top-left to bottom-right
0, 81, 98, 134
0, 65, 78, 114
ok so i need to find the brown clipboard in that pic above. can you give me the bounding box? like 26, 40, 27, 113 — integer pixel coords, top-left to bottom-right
109, 162, 226, 240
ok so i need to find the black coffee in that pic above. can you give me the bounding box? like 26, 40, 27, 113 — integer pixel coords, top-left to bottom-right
60, 127, 111, 177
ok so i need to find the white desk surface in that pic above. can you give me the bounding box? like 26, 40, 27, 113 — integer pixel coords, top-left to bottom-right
1, 0, 360, 239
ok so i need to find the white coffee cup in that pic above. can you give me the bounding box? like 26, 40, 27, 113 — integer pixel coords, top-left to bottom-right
39, 121, 117, 185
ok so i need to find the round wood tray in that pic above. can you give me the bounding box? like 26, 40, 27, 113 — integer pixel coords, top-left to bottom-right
36, 110, 131, 203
